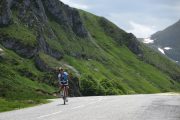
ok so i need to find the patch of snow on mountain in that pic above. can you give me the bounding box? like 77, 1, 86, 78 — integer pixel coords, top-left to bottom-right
158, 48, 165, 55
0, 48, 3, 52
164, 47, 172, 50
143, 38, 154, 44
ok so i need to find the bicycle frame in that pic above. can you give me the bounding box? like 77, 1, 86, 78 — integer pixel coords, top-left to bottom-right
62, 85, 67, 105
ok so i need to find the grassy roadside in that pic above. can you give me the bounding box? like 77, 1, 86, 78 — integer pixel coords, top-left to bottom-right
0, 47, 57, 112
0, 98, 49, 112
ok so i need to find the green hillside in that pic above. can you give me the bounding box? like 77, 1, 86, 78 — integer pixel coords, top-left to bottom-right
0, 0, 180, 112
0, 45, 56, 112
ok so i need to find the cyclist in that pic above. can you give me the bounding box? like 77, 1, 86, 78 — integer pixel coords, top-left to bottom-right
58, 67, 69, 102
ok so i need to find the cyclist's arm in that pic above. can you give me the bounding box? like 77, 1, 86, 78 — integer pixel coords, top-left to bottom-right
58, 74, 62, 86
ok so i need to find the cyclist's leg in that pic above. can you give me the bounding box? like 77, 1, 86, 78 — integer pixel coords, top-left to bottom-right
65, 85, 68, 97
60, 82, 64, 92
59, 84, 63, 97
64, 85, 66, 97
61, 84, 66, 97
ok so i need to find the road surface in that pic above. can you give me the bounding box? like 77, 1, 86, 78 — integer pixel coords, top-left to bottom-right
0, 94, 180, 120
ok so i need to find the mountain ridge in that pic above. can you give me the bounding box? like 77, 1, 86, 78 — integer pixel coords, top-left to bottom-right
150, 19, 180, 63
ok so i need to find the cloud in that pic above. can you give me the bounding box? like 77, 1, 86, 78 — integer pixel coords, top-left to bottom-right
127, 21, 156, 38
143, 38, 154, 44
106, 13, 159, 38
60, 0, 90, 10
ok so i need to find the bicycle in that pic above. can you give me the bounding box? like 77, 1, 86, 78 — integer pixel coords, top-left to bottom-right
61, 85, 68, 105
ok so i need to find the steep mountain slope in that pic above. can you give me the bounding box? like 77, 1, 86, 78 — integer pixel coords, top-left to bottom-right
150, 20, 180, 63
0, 0, 180, 111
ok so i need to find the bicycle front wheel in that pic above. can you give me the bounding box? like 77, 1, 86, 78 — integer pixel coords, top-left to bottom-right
63, 87, 66, 105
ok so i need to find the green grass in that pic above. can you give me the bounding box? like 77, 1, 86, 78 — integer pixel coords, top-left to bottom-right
0, 98, 49, 112
64, 45, 180, 96
39, 52, 63, 68
140, 43, 180, 82
0, 48, 56, 112
0, 63, 55, 100
0, 24, 36, 46
0, 11, 36, 46
48, 19, 104, 60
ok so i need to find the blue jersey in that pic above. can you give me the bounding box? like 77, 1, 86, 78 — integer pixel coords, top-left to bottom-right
58, 72, 68, 85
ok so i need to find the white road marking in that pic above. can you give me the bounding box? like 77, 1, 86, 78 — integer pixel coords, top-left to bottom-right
71, 105, 85, 110
37, 111, 62, 119
37, 97, 103, 119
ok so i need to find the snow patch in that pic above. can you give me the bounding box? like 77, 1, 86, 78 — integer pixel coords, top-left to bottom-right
0, 48, 3, 52
158, 48, 165, 55
176, 61, 179, 63
0, 48, 4, 56
164, 47, 172, 50
143, 38, 154, 44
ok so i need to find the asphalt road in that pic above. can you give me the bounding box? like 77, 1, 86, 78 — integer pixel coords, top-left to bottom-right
0, 94, 180, 120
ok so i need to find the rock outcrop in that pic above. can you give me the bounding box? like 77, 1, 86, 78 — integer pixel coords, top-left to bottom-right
0, 0, 12, 26
43, 0, 88, 37
125, 33, 142, 55
35, 54, 51, 72
69, 77, 81, 96
99, 17, 142, 56
37, 34, 63, 59
0, 35, 37, 58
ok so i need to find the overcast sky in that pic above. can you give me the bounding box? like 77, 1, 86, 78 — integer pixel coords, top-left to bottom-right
60, 0, 180, 38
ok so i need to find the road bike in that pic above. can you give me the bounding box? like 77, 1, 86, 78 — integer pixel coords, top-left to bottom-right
61, 85, 68, 105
